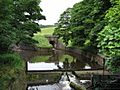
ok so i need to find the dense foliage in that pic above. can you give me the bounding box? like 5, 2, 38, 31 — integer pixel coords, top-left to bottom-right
106, 56, 120, 73
54, 0, 120, 73
97, 0, 120, 57
97, 0, 120, 73
0, 53, 24, 90
54, 0, 111, 53
0, 0, 45, 52
54, 8, 72, 45
33, 27, 55, 47
0, 0, 45, 89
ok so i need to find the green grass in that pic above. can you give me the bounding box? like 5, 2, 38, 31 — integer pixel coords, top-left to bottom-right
33, 27, 55, 47
33, 35, 52, 47
40, 27, 55, 35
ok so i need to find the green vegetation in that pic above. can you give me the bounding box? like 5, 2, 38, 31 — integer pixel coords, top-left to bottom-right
97, 1, 120, 57
0, 0, 45, 52
0, 53, 24, 69
40, 27, 55, 35
54, 0, 120, 73
54, 0, 111, 51
33, 27, 55, 47
0, 0, 44, 89
33, 35, 52, 47
0, 53, 25, 90
54, 8, 71, 45
106, 56, 120, 73
97, 0, 120, 73
0, 0, 120, 89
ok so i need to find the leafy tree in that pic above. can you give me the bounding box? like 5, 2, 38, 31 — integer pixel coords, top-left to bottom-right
54, 0, 111, 53
97, 0, 120, 57
54, 8, 72, 45
0, 0, 45, 52
70, 0, 111, 50
0, 0, 15, 51
97, 0, 120, 73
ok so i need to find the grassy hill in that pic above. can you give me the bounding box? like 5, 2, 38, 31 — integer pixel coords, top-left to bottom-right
33, 26, 55, 47
40, 27, 55, 35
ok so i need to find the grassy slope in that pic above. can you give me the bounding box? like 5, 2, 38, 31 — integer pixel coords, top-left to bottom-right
33, 27, 55, 47
40, 27, 55, 35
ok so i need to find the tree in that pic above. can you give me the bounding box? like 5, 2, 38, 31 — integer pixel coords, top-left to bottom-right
0, 0, 45, 52
54, 0, 111, 53
54, 8, 72, 45
70, 0, 111, 51
97, 0, 120, 73
97, 0, 120, 57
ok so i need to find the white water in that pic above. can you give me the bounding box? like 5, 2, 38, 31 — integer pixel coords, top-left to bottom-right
28, 84, 61, 90
59, 73, 73, 90
28, 72, 75, 90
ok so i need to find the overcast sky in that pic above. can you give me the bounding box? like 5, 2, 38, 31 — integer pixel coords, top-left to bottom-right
39, 0, 82, 25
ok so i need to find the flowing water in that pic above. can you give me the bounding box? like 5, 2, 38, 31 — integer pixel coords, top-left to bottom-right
28, 72, 78, 90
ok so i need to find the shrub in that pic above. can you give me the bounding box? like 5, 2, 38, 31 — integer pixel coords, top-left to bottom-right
105, 56, 120, 73
0, 53, 24, 90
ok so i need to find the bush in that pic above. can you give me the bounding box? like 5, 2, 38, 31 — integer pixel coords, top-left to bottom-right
0, 53, 24, 90
105, 56, 120, 73
0, 53, 23, 69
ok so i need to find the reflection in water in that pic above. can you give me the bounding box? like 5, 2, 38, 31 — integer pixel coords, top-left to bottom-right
26, 49, 101, 71
28, 62, 63, 70
27, 61, 91, 71
63, 58, 69, 69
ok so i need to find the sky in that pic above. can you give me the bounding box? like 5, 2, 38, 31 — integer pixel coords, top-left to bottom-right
39, 0, 82, 25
